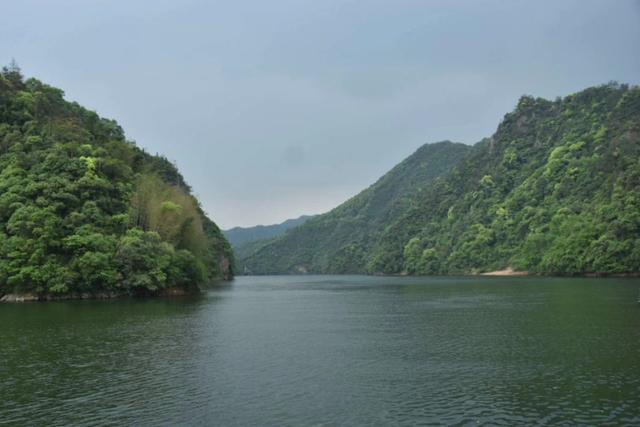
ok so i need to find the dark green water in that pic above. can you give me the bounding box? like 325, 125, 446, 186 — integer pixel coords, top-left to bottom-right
1, 275, 640, 426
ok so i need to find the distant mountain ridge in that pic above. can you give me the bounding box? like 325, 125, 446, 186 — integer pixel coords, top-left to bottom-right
224, 215, 315, 248
242, 83, 640, 276
239, 141, 472, 274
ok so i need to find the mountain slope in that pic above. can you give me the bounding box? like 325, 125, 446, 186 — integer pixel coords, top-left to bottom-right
224, 215, 315, 248
225, 215, 316, 266
372, 83, 640, 275
240, 141, 472, 273
0, 65, 232, 298
245, 83, 640, 276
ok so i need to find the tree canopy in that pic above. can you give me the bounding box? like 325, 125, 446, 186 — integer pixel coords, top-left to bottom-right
0, 65, 232, 297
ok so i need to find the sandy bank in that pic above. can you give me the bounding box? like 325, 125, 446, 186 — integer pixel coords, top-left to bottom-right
481, 267, 529, 276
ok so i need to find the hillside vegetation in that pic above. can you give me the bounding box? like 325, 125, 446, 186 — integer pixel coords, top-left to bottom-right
240, 141, 471, 273
243, 83, 640, 276
0, 64, 232, 298
224, 214, 315, 247
225, 215, 316, 269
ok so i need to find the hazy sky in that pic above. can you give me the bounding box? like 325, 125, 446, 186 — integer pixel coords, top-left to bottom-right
2, 0, 639, 228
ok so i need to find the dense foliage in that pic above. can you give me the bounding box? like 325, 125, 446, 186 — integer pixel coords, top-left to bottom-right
240, 141, 471, 273
244, 83, 640, 276
0, 64, 232, 297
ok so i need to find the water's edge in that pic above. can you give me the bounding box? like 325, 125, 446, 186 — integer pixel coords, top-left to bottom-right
0, 286, 197, 303
4, 271, 640, 302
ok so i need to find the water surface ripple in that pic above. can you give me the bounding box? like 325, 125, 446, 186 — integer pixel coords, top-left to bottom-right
1, 275, 639, 425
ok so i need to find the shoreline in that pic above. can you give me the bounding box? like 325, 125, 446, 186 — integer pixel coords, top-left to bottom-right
239, 271, 640, 278
480, 268, 529, 277
0, 287, 199, 303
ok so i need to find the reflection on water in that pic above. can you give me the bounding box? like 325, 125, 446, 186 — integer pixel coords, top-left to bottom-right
1, 276, 639, 425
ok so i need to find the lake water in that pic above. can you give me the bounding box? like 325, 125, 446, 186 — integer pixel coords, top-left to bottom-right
1, 275, 639, 426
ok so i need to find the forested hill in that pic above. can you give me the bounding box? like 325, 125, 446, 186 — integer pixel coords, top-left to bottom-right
224, 215, 315, 248
244, 83, 640, 276
224, 214, 316, 265
239, 141, 472, 274
0, 64, 233, 299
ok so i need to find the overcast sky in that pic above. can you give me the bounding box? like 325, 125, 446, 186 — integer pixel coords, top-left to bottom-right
2, 0, 639, 228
